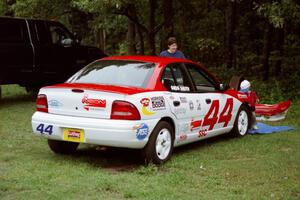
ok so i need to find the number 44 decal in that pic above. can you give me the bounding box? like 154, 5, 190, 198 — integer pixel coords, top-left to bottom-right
36, 124, 53, 135
202, 98, 233, 130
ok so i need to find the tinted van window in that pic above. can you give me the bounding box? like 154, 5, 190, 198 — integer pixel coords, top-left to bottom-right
68, 60, 156, 88
0, 19, 28, 43
34, 21, 51, 44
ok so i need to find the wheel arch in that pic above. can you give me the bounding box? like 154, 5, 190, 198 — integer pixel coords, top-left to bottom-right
159, 116, 176, 135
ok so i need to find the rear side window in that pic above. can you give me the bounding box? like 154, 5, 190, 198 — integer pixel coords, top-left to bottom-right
68, 60, 156, 88
34, 21, 51, 44
161, 63, 193, 92
0, 19, 28, 43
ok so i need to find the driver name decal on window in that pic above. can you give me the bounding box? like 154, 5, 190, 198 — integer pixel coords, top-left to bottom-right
171, 85, 190, 92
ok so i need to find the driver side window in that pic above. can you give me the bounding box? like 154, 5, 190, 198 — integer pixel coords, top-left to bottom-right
186, 64, 216, 92
49, 24, 72, 46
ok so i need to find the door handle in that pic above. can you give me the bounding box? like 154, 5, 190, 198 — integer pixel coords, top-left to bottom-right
205, 99, 211, 104
173, 101, 180, 107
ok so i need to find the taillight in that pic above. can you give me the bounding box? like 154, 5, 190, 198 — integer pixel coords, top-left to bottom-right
36, 94, 48, 113
111, 101, 141, 120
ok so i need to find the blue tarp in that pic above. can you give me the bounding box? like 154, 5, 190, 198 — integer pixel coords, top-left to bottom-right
249, 122, 294, 134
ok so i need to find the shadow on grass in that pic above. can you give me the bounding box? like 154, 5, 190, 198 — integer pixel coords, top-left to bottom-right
60, 133, 239, 172
173, 133, 237, 155
0, 94, 36, 107
71, 146, 144, 172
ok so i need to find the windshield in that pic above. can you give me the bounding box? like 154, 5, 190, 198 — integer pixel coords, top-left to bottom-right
68, 60, 156, 88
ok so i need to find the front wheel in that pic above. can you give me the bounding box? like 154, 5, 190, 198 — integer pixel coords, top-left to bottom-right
230, 105, 250, 137
142, 121, 174, 165
48, 139, 79, 154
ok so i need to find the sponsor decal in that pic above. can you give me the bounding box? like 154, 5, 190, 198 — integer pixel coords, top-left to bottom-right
67, 130, 81, 139
140, 98, 150, 107
196, 100, 201, 110
238, 93, 248, 99
179, 97, 187, 103
136, 123, 149, 140
174, 107, 186, 115
189, 100, 194, 110
151, 96, 166, 110
140, 98, 155, 115
180, 123, 189, 133
82, 94, 106, 111
179, 134, 187, 141
198, 129, 208, 137
190, 118, 202, 131
171, 85, 190, 92
48, 100, 63, 108
63, 128, 85, 142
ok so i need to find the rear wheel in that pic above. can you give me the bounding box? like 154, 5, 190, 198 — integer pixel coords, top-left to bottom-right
231, 105, 250, 137
142, 121, 174, 165
48, 139, 79, 154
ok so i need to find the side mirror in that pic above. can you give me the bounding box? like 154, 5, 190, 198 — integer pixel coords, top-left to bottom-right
61, 38, 73, 47
219, 83, 229, 91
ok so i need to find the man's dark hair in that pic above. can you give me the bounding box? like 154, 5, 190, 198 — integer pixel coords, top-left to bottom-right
167, 37, 177, 46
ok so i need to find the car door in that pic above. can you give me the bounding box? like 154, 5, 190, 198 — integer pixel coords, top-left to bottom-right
161, 63, 207, 141
184, 63, 237, 136
31, 20, 75, 84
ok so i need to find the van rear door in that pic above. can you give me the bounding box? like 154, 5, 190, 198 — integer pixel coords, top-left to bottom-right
0, 18, 34, 84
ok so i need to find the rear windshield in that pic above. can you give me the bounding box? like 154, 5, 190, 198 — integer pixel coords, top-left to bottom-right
68, 60, 156, 88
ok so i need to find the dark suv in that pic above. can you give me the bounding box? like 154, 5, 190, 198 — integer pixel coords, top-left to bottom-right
0, 17, 106, 95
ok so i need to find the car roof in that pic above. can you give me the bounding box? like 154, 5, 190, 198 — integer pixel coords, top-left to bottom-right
100, 55, 221, 83
101, 55, 196, 65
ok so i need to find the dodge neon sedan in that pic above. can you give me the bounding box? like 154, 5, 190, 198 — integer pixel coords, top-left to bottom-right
32, 56, 252, 164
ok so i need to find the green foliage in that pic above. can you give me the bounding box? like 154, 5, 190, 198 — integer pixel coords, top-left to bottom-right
0, 0, 10, 15
12, 0, 71, 19
255, 0, 300, 28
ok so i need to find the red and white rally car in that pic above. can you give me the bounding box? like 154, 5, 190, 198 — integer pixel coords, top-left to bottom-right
32, 56, 253, 164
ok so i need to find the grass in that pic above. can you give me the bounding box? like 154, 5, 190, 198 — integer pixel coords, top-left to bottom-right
0, 84, 299, 200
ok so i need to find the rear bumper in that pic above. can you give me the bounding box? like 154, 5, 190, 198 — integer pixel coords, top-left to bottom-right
31, 112, 160, 149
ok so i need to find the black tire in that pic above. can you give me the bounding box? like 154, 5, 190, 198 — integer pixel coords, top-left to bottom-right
48, 139, 79, 154
230, 105, 251, 137
25, 86, 39, 98
142, 121, 174, 165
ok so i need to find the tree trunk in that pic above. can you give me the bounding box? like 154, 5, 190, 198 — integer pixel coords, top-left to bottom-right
274, 27, 284, 76
148, 0, 157, 55
127, 20, 136, 55
96, 29, 106, 52
226, 0, 237, 68
262, 23, 273, 81
127, 4, 137, 55
162, 0, 174, 38
137, 25, 145, 55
